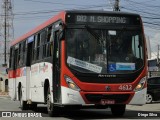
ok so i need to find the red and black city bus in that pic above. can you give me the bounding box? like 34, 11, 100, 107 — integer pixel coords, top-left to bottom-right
8, 10, 147, 116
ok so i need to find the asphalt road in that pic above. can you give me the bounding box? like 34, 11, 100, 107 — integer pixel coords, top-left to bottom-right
0, 96, 160, 119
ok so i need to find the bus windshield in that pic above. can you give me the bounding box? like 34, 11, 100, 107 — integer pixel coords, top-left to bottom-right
66, 27, 144, 74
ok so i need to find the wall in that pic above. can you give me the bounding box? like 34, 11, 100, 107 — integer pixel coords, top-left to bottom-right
0, 72, 8, 92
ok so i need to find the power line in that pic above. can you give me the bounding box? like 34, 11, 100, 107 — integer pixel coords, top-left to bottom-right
145, 25, 160, 31
9, 0, 160, 44
0, 0, 14, 67
124, 0, 160, 14
142, 16, 160, 19
122, 6, 160, 16
1, 4, 108, 17
127, 0, 160, 8
143, 22, 160, 26
2, 5, 107, 16
114, 0, 120, 11
24, 0, 97, 7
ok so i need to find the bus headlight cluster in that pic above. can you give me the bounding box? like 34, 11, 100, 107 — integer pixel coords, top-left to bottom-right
64, 75, 80, 91
134, 77, 146, 92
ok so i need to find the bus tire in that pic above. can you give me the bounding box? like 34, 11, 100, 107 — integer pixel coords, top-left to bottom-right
110, 104, 126, 117
30, 103, 37, 110
146, 93, 153, 104
47, 87, 58, 117
20, 88, 28, 110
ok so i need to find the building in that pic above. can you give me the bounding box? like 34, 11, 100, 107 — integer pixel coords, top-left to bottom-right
148, 58, 158, 71
0, 67, 8, 92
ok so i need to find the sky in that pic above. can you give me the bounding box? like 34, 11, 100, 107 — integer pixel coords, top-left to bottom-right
1, 0, 160, 58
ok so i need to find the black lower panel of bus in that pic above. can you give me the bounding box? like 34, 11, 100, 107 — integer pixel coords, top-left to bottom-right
85, 94, 130, 104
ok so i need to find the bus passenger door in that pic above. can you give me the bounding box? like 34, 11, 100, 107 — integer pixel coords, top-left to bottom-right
53, 30, 61, 103
13, 48, 18, 100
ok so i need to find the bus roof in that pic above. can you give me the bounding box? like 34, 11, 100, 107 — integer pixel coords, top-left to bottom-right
11, 10, 140, 46
11, 11, 66, 46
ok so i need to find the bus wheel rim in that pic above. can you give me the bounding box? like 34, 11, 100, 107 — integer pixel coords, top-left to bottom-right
146, 94, 152, 103
47, 93, 51, 111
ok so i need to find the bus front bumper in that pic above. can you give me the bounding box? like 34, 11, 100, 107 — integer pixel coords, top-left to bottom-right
61, 86, 146, 105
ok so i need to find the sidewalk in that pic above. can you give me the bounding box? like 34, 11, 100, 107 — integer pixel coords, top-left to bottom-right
0, 92, 9, 97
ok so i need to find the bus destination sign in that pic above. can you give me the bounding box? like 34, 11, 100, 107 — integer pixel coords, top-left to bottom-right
76, 15, 127, 24
66, 14, 140, 25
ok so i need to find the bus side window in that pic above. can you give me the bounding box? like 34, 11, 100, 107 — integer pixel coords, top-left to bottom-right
14, 46, 19, 69
47, 26, 52, 42
26, 44, 31, 66
41, 30, 46, 59
43, 28, 48, 58
21, 43, 24, 66
48, 27, 54, 57
43, 25, 53, 58
47, 26, 53, 57
43, 42, 47, 58
9, 48, 12, 69
132, 35, 143, 59
19, 41, 25, 66
9, 47, 14, 69
50, 42, 53, 56
18, 43, 21, 66
40, 30, 46, 45
36, 33, 40, 60
32, 36, 36, 62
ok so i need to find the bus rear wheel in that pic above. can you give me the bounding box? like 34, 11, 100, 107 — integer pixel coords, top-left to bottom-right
110, 104, 126, 117
29, 103, 37, 110
20, 88, 28, 110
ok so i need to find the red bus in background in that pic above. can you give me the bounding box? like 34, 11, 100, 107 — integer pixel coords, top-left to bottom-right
8, 10, 147, 117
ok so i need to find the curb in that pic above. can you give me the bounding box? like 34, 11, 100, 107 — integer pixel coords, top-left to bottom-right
0, 95, 10, 98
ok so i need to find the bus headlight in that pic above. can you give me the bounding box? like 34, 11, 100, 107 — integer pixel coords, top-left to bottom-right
64, 75, 80, 91
134, 77, 146, 92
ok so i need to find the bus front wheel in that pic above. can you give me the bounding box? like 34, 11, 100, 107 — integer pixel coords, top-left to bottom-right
47, 87, 59, 117
110, 104, 126, 117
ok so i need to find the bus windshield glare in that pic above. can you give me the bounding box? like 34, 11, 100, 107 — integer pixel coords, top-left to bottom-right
66, 27, 144, 74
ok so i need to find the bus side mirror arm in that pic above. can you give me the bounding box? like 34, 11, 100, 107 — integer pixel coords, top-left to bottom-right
58, 22, 65, 40
58, 30, 65, 40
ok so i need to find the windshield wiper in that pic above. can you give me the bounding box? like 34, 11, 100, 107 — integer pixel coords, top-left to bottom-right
85, 25, 105, 46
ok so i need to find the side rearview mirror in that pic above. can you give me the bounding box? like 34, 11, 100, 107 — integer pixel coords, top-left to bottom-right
59, 30, 65, 40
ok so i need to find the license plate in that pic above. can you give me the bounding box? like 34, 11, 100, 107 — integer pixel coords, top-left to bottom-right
100, 99, 115, 105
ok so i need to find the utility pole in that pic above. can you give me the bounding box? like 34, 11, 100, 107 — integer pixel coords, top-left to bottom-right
0, 0, 14, 67
4, 0, 7, 66
114, 0, 120, 11
157, 45, 160, 70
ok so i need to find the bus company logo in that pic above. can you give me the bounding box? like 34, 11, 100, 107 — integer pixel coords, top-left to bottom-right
2, 112, 11, 117
21, 68, 26, 76
98, 74, 116, 78
1, 112, 42, 117
31, 66, 38, 74
105, 86, 111, 91
39, 64, 48, 73
43, 65, 48, 72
